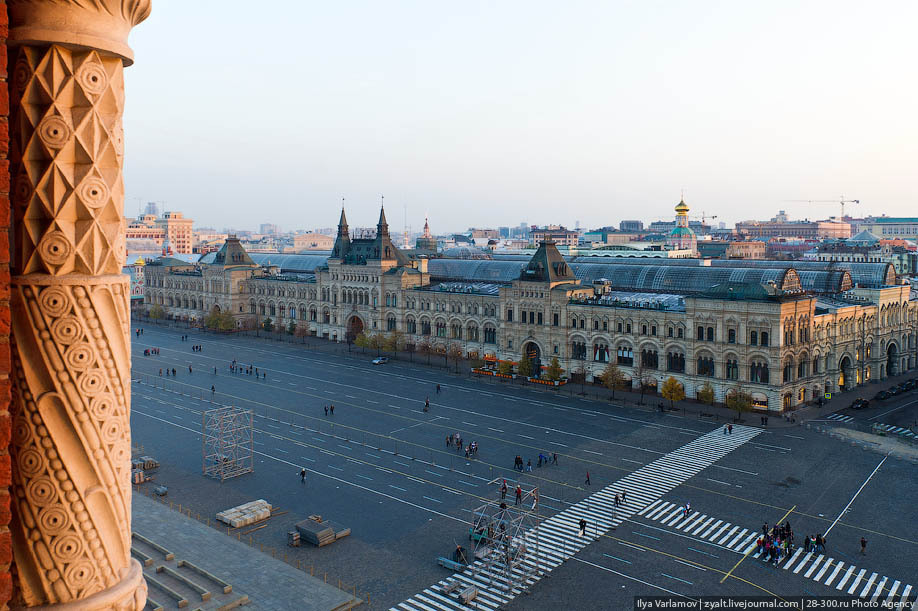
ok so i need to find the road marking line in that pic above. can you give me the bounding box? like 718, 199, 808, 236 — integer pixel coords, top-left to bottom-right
583, 450, 603, 456
423, 496, 442, 504
836, 565, 855, 590
355, 474, 373, 481
487, 427, 504, 433
327, 465, 343, 471
847, 569, 866, 595
661, 573, 692, 585
674, 559, 705, 571
602, 554, 631, 564
390, 485, 407, 492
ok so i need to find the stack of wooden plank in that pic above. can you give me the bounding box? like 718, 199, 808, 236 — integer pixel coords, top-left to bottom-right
216, 500, 272, 528
139, 456, 160, 470
294, 517, 350, 547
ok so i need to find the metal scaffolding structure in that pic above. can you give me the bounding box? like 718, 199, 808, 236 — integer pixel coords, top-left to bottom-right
467, 482, 544, 594
202, 406, 254, 481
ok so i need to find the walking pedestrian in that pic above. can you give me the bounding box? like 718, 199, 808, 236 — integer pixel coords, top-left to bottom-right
159, 369, 162, 376
214, 366, 217, 375
300, 468, 306, 483
172, 368, 176, 376
500, 480, 507, 500
211, 385, 215, 398
621, 490, 627, 504
324, 406, 328, 416
723, 425, 728, 435
579, 518, 586, 537
614, 494, 620, 507
515, 485, 522, 506
526, 459, 532, 472
552, 453, 558, 465
584, 471, 591, 486
188, 365, 192, 374
436, 384, 441, 394
330, 405, 335, 415
860, 537, 867, 555
728, 424, 733, 434
537, 454, 543, 468
446, 435, 451, 448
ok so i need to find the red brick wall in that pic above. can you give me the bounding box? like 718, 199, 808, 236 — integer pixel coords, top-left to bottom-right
0, 0, 10, 608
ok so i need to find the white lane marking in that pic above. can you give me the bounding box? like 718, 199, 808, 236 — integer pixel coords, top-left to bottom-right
422, 496, 442, 504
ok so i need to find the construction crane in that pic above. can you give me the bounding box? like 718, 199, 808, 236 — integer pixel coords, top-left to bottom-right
690, 212, 718, 225
784, 196, 860, 219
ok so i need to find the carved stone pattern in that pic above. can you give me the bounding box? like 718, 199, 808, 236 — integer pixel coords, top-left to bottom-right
10, 44, 126, 277
8, 40, 141, 607
11, 277, 133, 605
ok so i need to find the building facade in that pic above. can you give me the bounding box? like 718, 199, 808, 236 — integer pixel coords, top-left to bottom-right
146, 209, 918, 414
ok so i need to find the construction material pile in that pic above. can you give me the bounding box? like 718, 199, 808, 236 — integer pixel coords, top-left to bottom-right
294, 515, 350, 547
216, 500, 272, 528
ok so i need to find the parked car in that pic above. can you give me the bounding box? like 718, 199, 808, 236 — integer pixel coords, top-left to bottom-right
371, 356, 389, 365
904, 380, 916, 391
851, 398, 870, 410
874, 390, 890, 401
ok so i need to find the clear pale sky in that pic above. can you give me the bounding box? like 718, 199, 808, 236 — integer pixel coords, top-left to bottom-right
122, 1, 917, 233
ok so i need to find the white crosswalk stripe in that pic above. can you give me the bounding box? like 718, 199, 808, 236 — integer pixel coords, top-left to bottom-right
876, 423, 918, 438
637, 501, 915, 605
393, 425, 761, 610
826, 413, 854, 423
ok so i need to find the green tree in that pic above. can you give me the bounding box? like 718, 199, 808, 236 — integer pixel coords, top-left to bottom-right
204, 309, 235, 331
354, 332, 369, 351
517, 356, 533, 378
262, 317, 274, 333
368, 333, 385, 355
148, 304, 165, 320
600, 362, 625, 399
697, 382, 715, 405
470, 357, 485, 370
545, 357, 564, 381
726, 387, 753, 421
386, 330, 406, 355
498, 360, 513, 375
286, 320, 297, 335
294, 322, 311, 341
661, 376, 685, 409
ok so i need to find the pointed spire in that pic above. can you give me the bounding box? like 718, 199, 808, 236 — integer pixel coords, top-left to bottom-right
337, 200, 349, 237
377, 195, 389, 236
422, 216, 431, 238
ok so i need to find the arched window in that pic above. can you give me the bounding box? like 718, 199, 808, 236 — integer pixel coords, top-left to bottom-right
697, 356, 715, 377
707, 327, 714, 342
750, 331, 758, 345
387, 315, 396, 331
436, 321, 447, 338
666, 352, 685, 372
406, 317, 417, 334
616, 346, 633, 366
761, 332, 769, 346
483, 325, 497, 344
750, 361, 769, 384
571, 341, 587, 360
726, 359, 739, 380
641, 349, 658, 369
467, 323, 479, 342
450, 322, 462, 339
421, 320, 431, 335
593, 342, 609, 363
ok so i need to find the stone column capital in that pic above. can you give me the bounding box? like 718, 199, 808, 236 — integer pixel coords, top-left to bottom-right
8, 0, 151, 64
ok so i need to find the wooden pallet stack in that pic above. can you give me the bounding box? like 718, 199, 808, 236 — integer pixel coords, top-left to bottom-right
216, 500, 272, 528
294, 515, 351, 547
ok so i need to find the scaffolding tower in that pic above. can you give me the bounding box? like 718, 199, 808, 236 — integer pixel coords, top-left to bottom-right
467, 482, 544, 595
202, 406, 254, 481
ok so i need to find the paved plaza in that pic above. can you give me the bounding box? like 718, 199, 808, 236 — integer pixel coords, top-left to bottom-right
129, 325, 918, 609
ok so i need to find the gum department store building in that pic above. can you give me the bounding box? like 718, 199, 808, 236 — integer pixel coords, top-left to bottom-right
145, 204, 918, 413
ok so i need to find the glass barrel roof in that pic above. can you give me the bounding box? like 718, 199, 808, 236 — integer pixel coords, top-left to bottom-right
426, 259, 529, 282
707, 260, 895, 287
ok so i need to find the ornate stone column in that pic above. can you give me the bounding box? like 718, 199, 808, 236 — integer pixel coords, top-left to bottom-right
7, 1, 150, 608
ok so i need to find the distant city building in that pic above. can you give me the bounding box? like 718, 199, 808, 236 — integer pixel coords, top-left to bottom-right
259, 223, 279, 235
126, 214, 166, 244
122, 256, 146, 308
736, 211, 850, 240
619, 220, 643, 232
726, 240, 766, 259
156, 211, 194, 254
294, 232, 334, 251
531, 225, 579, 247
415, 218, 438, 255
856, 217, 918, 241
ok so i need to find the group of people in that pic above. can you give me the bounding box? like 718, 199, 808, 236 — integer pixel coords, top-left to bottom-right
722, 424, 734, 435
191, 344, 203, 352
134, 328, 145, 336
228, 360, 266, 379
514, 452, 558, 472
323, 405, 336, 416
446, 433, 477, 458
143, 348, 160, 356
753, 521, 819, 565
159, 368, 177, 377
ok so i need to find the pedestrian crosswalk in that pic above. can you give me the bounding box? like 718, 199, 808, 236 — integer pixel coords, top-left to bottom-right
826, 413, 854, 423
637, 500, 916, 605
873, 423, 917, 439
393, 425, 761, 611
